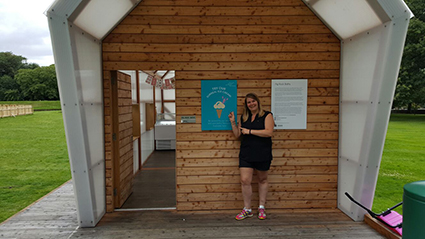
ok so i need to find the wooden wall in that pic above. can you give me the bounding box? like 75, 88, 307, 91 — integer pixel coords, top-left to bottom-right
103, 0, 340, 212
104, 71, 134, 212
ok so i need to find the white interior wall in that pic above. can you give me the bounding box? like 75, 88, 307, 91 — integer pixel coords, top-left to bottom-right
133, 139, 139, 174
139, 72, 155, 165
163, 90, 175, 101
141, 130, 154, 165
163, 89, 176, 116
155, 87, 162, 114
162, 71, 176, 116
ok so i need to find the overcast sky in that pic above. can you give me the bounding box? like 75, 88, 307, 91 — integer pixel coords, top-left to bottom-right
0, 0, 55, 66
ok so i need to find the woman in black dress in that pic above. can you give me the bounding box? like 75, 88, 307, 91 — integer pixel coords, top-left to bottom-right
228, 93, 275, 220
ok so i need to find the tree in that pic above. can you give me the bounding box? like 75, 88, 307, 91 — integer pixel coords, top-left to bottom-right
0, 75, 22, 101
0, 52, 42, 101
0, 52, 57, 101
15, 65, 59, 101
21, 63, 40, 70
0, 52, 26, 79
393, 0, 425, 110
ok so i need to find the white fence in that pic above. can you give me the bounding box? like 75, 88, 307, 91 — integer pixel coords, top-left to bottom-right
0, 105, 34, 118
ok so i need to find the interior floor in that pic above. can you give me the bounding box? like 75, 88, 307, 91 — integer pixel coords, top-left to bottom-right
121, 150, 176, 209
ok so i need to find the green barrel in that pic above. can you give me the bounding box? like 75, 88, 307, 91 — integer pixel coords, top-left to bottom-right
403, 181, 425, 238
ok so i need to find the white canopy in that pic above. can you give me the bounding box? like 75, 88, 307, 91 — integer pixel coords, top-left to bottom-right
46, 0, 412, 227
303, 0, 412, 222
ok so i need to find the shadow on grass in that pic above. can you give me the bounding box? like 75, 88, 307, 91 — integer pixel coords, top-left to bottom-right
389, 113, 425, 122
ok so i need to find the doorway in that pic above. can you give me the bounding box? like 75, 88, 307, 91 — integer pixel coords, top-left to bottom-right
115, 70, 176, 210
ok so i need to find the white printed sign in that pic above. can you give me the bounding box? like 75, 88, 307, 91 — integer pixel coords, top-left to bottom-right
271, 79, 307, 129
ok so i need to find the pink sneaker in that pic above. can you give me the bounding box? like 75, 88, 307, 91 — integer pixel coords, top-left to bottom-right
258, 207, 266, 220
235, 208, 253, 220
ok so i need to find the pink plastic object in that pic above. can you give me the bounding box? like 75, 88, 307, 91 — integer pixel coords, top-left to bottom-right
377, 211, 403, 236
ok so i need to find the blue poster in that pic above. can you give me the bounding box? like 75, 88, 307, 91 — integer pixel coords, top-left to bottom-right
201, 80, 237, 131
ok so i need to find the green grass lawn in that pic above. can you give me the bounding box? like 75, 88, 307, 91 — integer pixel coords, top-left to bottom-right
0, 101, 61, 111
0, 110, 422, 222
372, 114, 425, 214
0, 110, 70, 223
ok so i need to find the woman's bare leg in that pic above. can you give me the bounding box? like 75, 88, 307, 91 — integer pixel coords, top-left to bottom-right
240, 167, 254, 209
257, 170, 269, 206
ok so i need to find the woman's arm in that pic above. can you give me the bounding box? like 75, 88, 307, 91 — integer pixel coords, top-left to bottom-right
228, 111, 241, 138
248, 114, 274, 137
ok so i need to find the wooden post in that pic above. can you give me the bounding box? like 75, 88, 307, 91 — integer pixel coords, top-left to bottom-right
136, 70, 142, 170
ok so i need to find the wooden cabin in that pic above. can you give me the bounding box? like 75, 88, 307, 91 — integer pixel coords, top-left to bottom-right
47, 0, 412, 227
102, 0, 340, 213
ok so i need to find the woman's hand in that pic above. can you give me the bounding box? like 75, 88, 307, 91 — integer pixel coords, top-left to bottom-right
228, 111, 235, 123
240, 127, 250, 135
229, 111, 241, 138
248, 114, 274, 137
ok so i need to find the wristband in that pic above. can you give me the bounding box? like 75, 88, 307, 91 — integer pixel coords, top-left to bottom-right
249, 129, 251, 135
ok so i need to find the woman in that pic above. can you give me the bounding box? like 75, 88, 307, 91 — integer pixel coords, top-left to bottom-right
228, 93, 275, 220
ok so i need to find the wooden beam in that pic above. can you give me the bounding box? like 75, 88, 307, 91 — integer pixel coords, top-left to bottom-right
364, 214, 402, 239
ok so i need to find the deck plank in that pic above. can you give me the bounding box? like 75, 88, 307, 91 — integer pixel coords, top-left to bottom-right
78, 210, 385, 239
0, 180, 386, 239
0, 181, 78, 239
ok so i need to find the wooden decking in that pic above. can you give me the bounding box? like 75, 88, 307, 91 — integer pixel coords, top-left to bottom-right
0, 179, 387, 239
81, 210, 386, 239
0, 181, 78, 239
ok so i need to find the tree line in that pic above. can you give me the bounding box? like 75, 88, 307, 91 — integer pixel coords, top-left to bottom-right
393, 0, 425, 111
0, 52, 58, 101
0, 0, 424, 108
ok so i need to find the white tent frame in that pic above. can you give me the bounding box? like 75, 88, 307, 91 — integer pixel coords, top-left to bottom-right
46, 0, 412, 227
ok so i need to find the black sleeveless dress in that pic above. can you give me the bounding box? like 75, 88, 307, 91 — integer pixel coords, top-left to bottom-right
239, 111, 273, 163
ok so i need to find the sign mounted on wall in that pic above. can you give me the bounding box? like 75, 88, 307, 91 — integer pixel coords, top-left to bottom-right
271, 79, 308, 129
201, 80, 237, 131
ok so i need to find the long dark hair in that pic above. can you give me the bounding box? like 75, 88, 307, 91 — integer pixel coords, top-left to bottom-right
242, 93, 265, 122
